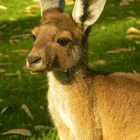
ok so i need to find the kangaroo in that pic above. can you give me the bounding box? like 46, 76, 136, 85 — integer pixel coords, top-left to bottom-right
26, 0, 140, 139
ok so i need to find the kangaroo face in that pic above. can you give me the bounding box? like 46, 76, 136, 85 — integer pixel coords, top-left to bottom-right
26, 0, 106, 73
26, 10, 83, 73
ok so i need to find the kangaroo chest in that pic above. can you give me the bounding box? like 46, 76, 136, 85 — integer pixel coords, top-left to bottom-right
48, 72, 77, 134
48, 72, 102, 139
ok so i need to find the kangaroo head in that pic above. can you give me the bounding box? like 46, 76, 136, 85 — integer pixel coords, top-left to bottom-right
26, 0, 106, 73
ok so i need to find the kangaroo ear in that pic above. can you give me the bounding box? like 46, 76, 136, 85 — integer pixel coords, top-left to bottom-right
39, 0, 65, 16
72, 0, 106, 31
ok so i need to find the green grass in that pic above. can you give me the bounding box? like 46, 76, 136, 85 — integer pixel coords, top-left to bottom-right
0, 0, 140, 139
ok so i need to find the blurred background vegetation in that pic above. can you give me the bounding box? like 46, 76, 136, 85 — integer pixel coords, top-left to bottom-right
0, 0, 140, 139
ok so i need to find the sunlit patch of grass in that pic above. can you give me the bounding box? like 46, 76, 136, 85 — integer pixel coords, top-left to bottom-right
0, 0, 40, 20
28, 129, 59, 140
88, 0, 140, 73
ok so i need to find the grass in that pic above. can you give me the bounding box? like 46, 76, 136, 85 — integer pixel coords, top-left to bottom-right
0, 0, 140, 139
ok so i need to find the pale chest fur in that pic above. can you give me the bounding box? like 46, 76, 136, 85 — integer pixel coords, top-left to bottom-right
48, 72, 76, 134
47, 72, 103, 139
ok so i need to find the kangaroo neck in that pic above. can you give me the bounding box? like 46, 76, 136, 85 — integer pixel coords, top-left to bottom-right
48, 64, 88, 85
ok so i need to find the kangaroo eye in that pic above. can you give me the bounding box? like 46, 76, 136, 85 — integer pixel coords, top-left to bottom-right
31, 34, 36, 41
57, 38, 71, 46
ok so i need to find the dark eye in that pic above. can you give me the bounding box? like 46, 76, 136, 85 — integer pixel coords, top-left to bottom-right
57, 38, 71, 46
31, 34, 36, 40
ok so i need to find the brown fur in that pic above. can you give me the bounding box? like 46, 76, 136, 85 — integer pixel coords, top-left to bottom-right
27, 9, 140, 140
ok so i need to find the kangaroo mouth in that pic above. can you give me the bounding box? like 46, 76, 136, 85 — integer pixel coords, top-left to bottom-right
26, 58, 51, 73
26, 63, 46, 73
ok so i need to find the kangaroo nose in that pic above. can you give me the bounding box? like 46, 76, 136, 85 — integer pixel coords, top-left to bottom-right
27, 55, 41, 64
